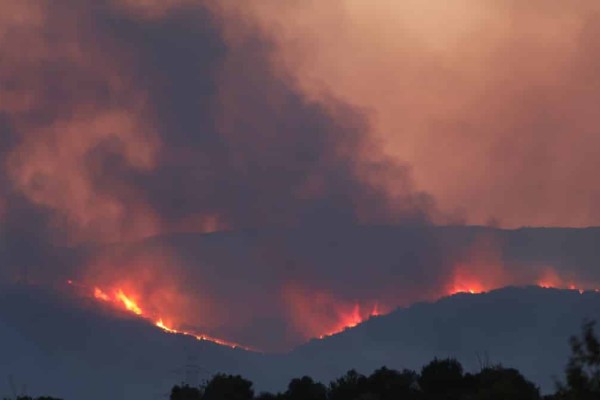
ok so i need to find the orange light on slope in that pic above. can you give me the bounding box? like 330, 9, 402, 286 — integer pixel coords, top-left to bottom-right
535, 268, 593, 294
115, 289, 143, 315
81, 281, 254, 351
94, 287, 110, 302
155, 319, 252, 350
448, 281, 486, 295
319, 303, 380, 339
537, 268, 563, 289
284, 284, 385, 341
372, 302, 381, 317
446, 271, 489, 296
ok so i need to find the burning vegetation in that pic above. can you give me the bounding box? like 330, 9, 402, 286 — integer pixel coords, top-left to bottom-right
71, 280, 253, 351
66, 261, 600, 353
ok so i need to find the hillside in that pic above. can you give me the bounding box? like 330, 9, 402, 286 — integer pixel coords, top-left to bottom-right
61, 225, 600, 351
1, 284, 598, 398
281, 286, 600, 394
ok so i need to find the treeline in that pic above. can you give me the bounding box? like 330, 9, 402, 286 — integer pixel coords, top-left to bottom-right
9, 322, 600, 400
7, 398, 61, 400
173, 362, 540, 400
171, 321, 600, 400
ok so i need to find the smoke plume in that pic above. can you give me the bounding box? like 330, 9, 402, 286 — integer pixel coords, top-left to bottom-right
1, 0, 600, 351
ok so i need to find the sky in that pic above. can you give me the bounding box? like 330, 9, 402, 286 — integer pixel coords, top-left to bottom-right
1, 0, 600, 351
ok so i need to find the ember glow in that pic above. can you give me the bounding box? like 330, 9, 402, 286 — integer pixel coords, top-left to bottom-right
116, 290, 143, 315
444, 264, 600, 298
94, 287, 143, 315
319, 303, 381, 339
85, 282, 252, 351
89, 280, 382, 348
93, 288, 111, 302
79, 259, 600, 352
282, 284, 386, 342
535, 268, 587, 292
448, 283, 485, 296
154, 319, 251, 350
445, 262, 507, 296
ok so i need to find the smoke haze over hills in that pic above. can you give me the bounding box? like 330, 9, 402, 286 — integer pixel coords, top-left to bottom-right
1, 0, 600, 374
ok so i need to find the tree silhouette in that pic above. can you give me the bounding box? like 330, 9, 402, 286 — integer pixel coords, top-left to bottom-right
285, 376, 326, 400
170, 384, 202, 400
556, 320, 600, 399
471, 366, 540, 400
203, 374, 254, 400
255, 392, 284, 400
419, 358, 465, 400
366, 367, 419, 400
11, 397, 63, 400
329, 369, 369, 400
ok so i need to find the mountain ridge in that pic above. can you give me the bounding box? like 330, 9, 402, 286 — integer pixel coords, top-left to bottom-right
2, 284, 598, 398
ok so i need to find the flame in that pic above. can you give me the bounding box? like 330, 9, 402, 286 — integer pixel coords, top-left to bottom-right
445, 264, 499, 296
154, 319, 250, 349
71, 258, 600, 353
535, 268, 585, 291
448, 282, 486, 295
79, 282, 253, 351
115, 289, 143, 315
445, 263, 598, 298
283, 284, 383, 341
319, 303, 380, 339
94, 287, 143, 315
94, 287, 110, 302
372, 302, 381, 317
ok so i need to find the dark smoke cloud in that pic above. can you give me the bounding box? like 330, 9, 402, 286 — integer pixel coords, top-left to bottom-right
101, 2, 432, 233
0, 0, 430, 246
4, 0, 599, 353
0, 0, 435, 351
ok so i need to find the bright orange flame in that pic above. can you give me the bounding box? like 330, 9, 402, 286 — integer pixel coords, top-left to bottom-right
82, 282, 253, 351
115, 289, 143, 315
154, 319, 251, 350
73, 258, 600, 353
448, 282, 485, 295
446, 267, 491, 296
319, 303, 381, 339
284, 284, 384, 342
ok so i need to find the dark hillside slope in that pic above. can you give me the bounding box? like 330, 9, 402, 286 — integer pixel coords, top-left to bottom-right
283, 286, 600, 393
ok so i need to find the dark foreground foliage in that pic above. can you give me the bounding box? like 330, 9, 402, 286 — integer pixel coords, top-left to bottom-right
171, 362, 543, 400
9, 397, 63, 400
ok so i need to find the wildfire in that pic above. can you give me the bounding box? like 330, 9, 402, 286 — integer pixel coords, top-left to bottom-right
319, 303, 381, 339
448, 283, 485, 295
94, 287, 143, 315
445, 265, 599, 298
82, 282, 253, 351
535, 268, 587, 292
69, 260, 600, 353
94, 287, 110, 301
154, 319, 249, 349
115, 290, 143, 315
